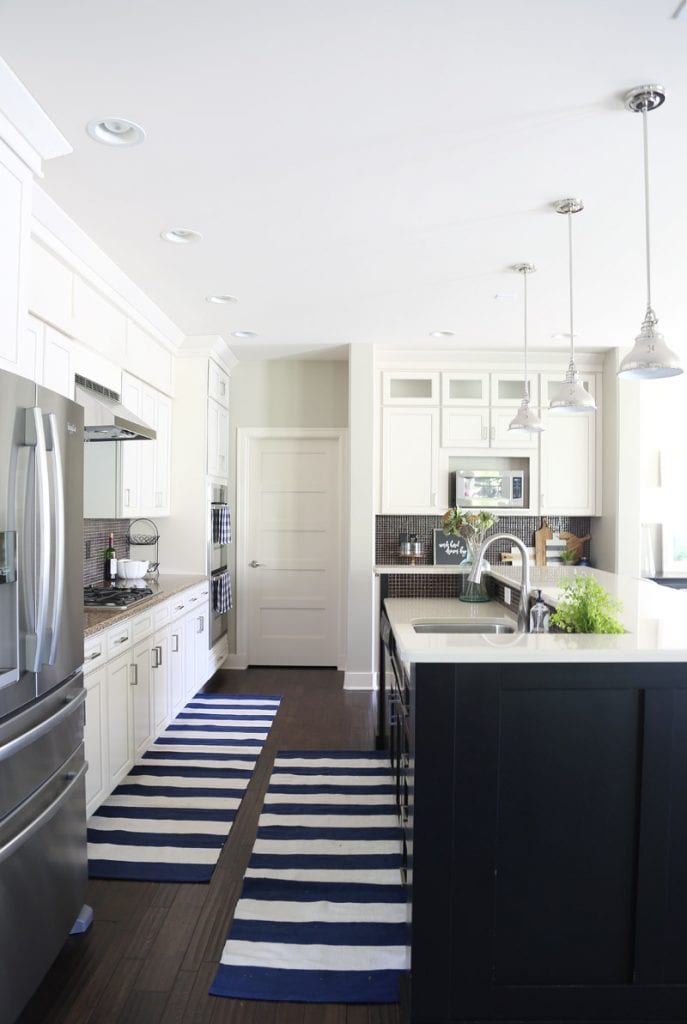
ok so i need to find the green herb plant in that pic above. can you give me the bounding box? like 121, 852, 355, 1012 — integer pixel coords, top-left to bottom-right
549, 575, 624, 634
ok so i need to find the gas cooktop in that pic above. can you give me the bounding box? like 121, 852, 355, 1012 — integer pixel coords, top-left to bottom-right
84, 585, 154, 609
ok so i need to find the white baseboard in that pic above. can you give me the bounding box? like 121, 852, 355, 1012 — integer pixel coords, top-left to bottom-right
343, 670, 376, 691
224, 652, 249, 670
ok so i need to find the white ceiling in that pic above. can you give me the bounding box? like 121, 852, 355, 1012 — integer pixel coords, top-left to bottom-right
1, 0, 686, 362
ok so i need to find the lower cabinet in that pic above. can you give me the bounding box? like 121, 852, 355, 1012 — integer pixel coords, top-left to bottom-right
84, 583, 211, 820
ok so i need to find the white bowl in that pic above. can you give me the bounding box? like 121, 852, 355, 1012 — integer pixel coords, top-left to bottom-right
116, 559, 149, 579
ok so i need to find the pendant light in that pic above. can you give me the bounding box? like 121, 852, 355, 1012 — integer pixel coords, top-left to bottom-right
549, 198, 597, 414
509, 263, 544, 433
618, 84, 682, 380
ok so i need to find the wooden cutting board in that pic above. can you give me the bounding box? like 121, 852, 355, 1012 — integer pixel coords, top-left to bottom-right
560, 530, 591, 554
534, 517, 553, 567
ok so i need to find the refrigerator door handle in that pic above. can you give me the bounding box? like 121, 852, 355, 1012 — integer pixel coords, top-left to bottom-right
43, 412, 65, 666
23, 408, 51, 673
0, 761, 87, 866
0, 689, 86, 763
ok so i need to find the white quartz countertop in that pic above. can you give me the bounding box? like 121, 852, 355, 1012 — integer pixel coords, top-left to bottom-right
384, 566, 687, 663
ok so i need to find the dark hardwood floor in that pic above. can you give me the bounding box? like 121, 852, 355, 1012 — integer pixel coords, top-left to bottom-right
18, 668, 402, 1024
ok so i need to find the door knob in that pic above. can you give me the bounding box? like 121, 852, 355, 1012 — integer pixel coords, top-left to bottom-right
249, 560, 263, 568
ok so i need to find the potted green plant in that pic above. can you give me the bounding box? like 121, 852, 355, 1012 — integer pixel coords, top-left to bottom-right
549, 576, 624, 634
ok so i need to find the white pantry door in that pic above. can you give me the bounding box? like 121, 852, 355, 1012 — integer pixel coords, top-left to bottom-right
244, 434, 343, 666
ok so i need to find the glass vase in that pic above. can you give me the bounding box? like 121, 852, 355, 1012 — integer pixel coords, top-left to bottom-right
459, 534, 491, 603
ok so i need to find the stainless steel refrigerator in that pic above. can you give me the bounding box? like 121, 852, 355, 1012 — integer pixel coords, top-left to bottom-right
0, 369, 87, 1024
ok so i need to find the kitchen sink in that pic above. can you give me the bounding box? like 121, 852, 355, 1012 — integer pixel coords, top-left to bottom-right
412, 619, 517, 635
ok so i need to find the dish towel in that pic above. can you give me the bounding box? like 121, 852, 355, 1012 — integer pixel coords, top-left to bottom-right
212, 505, 232, 544
212, 570, 232, 613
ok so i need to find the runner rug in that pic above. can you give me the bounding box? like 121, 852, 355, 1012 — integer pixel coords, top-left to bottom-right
87, 693, 281, 883
210, 750, 409, 1004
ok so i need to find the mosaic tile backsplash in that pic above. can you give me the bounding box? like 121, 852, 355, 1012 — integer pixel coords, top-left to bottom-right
83, 520, 131, 587
376, 514, 592, 599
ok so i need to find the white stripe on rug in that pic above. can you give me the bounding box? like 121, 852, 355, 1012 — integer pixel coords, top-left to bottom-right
87, 692, 281, 883
210, 749, 409, 1004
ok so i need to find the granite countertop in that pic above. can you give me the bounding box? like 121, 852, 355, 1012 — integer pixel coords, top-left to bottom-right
384, 566, 687, 664
84, 573, 208, 638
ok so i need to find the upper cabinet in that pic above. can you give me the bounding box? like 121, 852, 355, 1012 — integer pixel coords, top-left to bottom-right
378, 361, 602, 516
0, 142, 32, 377
120, 372, 172, 518
539, 372, 601, 516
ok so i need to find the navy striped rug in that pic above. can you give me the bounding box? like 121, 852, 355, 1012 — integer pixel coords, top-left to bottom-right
87, 693, 281, 883
210, 750, 409, 1004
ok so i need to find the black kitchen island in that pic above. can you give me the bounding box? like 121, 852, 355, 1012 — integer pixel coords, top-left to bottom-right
408, 657, 687, 1024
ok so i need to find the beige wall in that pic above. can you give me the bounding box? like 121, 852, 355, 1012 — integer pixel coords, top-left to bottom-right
230, 359, 348, 428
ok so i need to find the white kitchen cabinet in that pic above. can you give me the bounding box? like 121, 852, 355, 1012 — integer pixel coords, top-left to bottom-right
381, 406, 440, 513
208, 360, 230, 408
169, 617, 185, 718
84, 661, 108, 818
131, 635, 154, 759
24, 314, 73, 397
382, 371, 439, 405
28, 238, 73, 337
207, 397, 229, 477
440, 371, 537, 450
151, 625, 170, 734
106, 649, 134, 787
119, 371, 172, 517
441, 372, 490, 406
0, 141, 31, 377
72, 276, 127, 365
539, 372, 600, 516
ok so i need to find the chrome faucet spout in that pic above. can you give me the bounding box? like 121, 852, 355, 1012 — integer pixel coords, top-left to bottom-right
467, 533, 532, 632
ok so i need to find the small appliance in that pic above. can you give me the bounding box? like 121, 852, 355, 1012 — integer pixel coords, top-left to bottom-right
450, 468, 525, 508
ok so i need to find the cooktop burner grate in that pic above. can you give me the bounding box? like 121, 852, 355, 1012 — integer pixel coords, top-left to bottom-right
84, 585, 154, 608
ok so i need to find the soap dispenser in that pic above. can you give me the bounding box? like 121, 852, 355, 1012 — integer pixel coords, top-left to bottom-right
529, 589, 550, 634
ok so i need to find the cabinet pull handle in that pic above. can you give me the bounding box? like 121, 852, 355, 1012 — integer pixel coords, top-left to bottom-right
197, 615, 205, 634
157, 645, 163, 665
175, 604, 184, 611
172, 634, 179, 652
190, 596, 198, 603
130, 664, 138, 686
115, 634, 128, 645
86, 650, 101, 662
125, 488, 131, 505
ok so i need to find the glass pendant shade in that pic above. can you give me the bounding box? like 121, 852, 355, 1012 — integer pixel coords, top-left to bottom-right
509, 262, 544, 433
618, 85, 682, 381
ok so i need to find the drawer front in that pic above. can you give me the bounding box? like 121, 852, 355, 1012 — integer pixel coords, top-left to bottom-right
84, 635, 105, 673
170, 595, 189, 621
131, 610, 154, 643
106, 621, 133, 658
153, 601, 170, 628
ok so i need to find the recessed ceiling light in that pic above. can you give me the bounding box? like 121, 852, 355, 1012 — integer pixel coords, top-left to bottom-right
429, 330, 455, 338
231, 330, 258, 338
86, 117, 146, 147
160, 228, 203, 244
206, 295, 238, 304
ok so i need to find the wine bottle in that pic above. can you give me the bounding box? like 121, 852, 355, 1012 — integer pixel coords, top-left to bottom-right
104, 532, 117, 582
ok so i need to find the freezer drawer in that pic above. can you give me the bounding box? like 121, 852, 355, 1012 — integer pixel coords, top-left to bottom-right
0, 746, 87, 1024
0, 673, 85, 821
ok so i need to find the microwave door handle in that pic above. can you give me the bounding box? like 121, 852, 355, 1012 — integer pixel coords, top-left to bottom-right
23, 409, 51, 672
43, 412, 64, 666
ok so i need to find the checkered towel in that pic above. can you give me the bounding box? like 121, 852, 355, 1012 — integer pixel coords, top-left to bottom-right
211, 505, 232, 544
212, 571, 232, 613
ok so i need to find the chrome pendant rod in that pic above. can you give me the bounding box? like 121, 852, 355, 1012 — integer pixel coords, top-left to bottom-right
642, 102, 652, 312
523, 266, 529, 401
567, 206, 575, 366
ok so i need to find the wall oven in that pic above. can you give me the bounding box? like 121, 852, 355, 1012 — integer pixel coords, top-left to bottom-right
208, 482, 231, 648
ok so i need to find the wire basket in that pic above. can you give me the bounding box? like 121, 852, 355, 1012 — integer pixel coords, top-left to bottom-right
127, 519, 160, 576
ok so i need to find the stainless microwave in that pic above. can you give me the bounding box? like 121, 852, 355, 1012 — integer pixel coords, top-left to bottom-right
450, 469, 525, 508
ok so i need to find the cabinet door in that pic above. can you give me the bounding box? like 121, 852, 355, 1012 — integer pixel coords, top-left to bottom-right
138, 385, 157, 512
441, 372, 489, 407
120, 374, 142, 515
490, 372, 532, 407
208, 361, 230, 408
42, 324, 72, 398
207, 398, 229, 478
154, 393, 172, 513
381, 407, 440, 513
28, 238, 73, 335
132, 637, 153, 758
183, 612, 199, 702
193, 602, 209, 693
169, 621, 185, 717
84, 664, 108, 817
107, 650, 133, 786
151, 626, 170, 733
540, 373, 597, 515
382, 371, 439, 405
0, 142, 31, 374
441, 407, 490, 448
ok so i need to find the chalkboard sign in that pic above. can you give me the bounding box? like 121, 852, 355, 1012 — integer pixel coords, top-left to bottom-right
433, 529, 469, 565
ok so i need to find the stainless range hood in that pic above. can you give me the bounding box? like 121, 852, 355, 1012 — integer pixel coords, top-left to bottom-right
75, 375, 156, 441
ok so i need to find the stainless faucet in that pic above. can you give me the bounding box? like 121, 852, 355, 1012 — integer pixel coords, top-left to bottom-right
468, 533, 532, 632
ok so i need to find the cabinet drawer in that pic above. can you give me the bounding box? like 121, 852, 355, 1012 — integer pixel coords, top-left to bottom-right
84, 634, 105, 673
170, 594, 189, 621
153, 601, 170, 628
106, 621, 133, 658
131, 610, 154, 643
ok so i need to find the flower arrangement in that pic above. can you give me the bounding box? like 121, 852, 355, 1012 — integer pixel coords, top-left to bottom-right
442, 507, 498, 561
